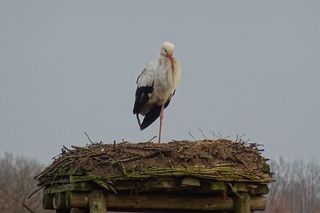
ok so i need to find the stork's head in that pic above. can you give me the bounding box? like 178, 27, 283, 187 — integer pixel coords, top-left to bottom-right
161, 41, 175, 57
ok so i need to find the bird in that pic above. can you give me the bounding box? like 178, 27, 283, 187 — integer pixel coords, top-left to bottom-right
133, 41, 181, 143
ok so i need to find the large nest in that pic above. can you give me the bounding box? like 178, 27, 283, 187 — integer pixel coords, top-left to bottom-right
36, 139, 272, 188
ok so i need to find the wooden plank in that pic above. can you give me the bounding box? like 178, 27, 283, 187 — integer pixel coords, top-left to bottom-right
67, 191, 89, 209
250, 196, 266, 211
233, 183, 248, 193
234, 192, 250, 213
43, 193, 54, 209
44, 182, 93, 194
254, 184, 269, 194
106, 193, 233, 211
89, 190, 107, 213
181, 177, 201, 187
209, 182, 227, 191
68, 192, 234, 210
154, 179, 175, 189
53, 193, 67, 210
67, 192, 266, 211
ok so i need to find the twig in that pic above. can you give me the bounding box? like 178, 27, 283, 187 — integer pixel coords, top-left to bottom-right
209, 130, 216, 139
217, 132, 222, 139
84, 131, 94, 144
197, 126, 207, 139
22, 203, 36, 213
235, 156, 252, 171
27, 186, 43, 199
188, 131, 196, 140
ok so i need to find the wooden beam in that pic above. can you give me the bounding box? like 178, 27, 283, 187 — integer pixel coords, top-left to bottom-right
209, 182, 227, 191
88, 190, 107, 213
49, 191, 266, 211
233, 183, 248, 193
154, 179, 175, 189
250, 196, 266, 211
234, 192, 250, 213
67, 192, 89, 209
43, 193, 54, 209
181, 177, 201, 187
254, 184, 269, 194
44, 182, 93, 194
53, 193, 67, 210
68, 192, 234, 210
107, 193, 234, 211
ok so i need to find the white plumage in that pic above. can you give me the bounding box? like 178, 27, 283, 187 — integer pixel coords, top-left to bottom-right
133, 41, 181, 143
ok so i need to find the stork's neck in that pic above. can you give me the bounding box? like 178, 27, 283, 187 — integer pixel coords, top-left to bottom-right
168, 55, 175, 72
161, 54, 175, 72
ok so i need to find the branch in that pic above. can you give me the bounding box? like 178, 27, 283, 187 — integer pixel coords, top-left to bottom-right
84, 131, 94, 144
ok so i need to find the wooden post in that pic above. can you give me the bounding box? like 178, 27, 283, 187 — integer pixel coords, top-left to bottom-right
88, 190, 107, 213
53, 193, 67, 210
43, 193, 54, 209
234, 192, 251, 213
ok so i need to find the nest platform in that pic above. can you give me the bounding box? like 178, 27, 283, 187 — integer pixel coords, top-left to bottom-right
36, 139, 273, 213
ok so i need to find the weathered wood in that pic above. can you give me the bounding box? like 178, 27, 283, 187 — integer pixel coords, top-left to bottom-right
181, 177, 201, 187
68, 192, 234, 210
53, 192, 67, 210
67, 192, 265, 211
234, 192, 251, 213
67, 191, 89, 209
89, 190, 107, 213
107, 193, 234, 211
210, 181, 227, 191
44, 182, 93, 194
154, 179, 174, 189
254, 184, 269, 194
250, 196, 266, 211
43, 193, 54, 209
47, 191, 266, 211
112, 181, 136, 190
233, 183, 248, 193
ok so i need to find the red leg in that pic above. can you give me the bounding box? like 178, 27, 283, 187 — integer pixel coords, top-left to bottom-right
158, 105, 164, 143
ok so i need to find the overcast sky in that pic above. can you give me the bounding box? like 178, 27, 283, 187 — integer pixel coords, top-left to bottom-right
1, 0, 319, 164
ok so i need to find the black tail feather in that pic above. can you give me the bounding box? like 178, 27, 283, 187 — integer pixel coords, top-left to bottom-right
139, 106, 161, 130
136, 114, 142, 127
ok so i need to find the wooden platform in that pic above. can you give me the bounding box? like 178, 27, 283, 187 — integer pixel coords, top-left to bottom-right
42, 175, 269, 213
37, 140, 272, 212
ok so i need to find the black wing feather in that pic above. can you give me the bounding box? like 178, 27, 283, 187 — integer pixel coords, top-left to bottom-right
139, 99, 171, 130
133, 84, 153, 114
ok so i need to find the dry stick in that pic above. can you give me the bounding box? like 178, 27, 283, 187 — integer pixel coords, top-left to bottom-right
197, 126, 208, 139
209, 130, 216, 139
188, 131, 196, 140
84, 131, 94, 144
27, 186, 43, 199
22, 203, 36, 213
216, 132, 222, 139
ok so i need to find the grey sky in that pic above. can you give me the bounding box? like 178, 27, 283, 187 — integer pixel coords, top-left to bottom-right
1, 0, 319, 164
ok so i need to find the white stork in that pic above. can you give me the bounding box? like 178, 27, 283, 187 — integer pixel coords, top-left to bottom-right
133, 41, 181, 143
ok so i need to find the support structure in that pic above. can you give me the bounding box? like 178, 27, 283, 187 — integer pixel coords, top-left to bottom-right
42, 176, 269, 213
